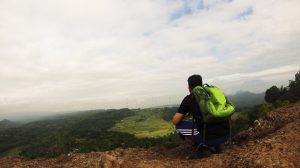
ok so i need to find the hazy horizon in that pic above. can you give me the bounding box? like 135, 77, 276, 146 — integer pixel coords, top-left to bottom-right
1, 0, 300, 117
0, 90, 276, 121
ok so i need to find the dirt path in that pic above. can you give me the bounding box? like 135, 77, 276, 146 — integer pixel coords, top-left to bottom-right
1, 103, 300, 168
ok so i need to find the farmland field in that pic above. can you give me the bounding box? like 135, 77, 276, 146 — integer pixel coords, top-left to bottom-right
110, 110, 175, 138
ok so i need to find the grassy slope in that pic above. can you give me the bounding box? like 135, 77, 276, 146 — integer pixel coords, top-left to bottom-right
0, 147, 23, 157
110, 109, 175, 138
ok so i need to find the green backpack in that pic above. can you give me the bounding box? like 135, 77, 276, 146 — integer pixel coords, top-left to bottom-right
192, 84, 235, 123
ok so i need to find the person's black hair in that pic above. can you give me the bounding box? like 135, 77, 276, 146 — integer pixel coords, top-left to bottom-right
188, 74, 202, 89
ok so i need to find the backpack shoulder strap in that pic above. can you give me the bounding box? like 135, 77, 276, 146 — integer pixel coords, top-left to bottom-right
203, 83, 210, 87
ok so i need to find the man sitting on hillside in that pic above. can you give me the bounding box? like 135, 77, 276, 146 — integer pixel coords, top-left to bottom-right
172, 74, 230, 159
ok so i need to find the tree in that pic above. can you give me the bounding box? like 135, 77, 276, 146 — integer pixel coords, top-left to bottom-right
295, 70, 300, 82
249, 103, 273, 123
265, 86, 281, 103
288, 70, 300, 101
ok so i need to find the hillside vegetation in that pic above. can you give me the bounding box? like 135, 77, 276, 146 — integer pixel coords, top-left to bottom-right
0, 119, 21, 131
0, 107, 179, 159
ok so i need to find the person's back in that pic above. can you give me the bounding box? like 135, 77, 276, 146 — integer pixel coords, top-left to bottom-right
172, 74, 230, 159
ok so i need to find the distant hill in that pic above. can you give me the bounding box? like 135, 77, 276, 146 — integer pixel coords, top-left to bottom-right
0, 119, 21, 131
228, 91, 265, 107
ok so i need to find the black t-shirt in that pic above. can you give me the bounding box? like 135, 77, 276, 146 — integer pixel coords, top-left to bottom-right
178, 94, 199, 115
178, 94, 202, 122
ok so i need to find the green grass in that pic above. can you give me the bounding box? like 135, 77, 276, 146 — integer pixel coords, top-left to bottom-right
231, 112, 249, 120
110, 110, 175, 138
0, 146, 23, 157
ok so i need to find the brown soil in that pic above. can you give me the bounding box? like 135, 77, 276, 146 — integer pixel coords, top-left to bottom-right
1, 102, 300, 168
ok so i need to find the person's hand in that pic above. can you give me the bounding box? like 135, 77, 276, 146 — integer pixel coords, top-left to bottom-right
172, 113, 185, 125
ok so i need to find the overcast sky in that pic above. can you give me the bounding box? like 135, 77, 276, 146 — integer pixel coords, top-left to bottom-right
0, 0, 300, 117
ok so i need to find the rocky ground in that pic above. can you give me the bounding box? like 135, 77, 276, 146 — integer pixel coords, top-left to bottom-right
1, 102, 300, 168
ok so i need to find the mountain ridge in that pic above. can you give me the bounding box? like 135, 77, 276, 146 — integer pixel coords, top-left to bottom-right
0, 119, 21, 131
228, 91, 264, 107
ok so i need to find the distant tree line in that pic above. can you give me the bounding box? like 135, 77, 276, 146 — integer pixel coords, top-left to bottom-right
265, 70, 300, 105
230, 70, 300, 135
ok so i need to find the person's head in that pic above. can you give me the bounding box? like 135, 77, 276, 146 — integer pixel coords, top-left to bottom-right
188, 74, 202, 92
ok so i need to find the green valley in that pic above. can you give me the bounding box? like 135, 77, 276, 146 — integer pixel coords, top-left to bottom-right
0, 107, 180, 159
110, 109, 174, 138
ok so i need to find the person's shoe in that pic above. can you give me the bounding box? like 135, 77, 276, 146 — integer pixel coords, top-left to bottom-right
211, 144, 224, 154
186, 148, 211, 160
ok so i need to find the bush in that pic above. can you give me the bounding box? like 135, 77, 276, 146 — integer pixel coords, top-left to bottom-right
231, 112, 250, 136
265, 86, 281, 103
249, 103, 273, 123
275, 100, 290, 108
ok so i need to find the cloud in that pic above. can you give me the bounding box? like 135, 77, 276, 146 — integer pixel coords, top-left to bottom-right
0, 0, 299, 116
208, 65, 299, 94
235, 6, 253, 20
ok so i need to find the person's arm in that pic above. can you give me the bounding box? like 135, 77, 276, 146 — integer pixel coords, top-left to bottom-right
173, 95, 190, 125
172, 112, 185, 125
